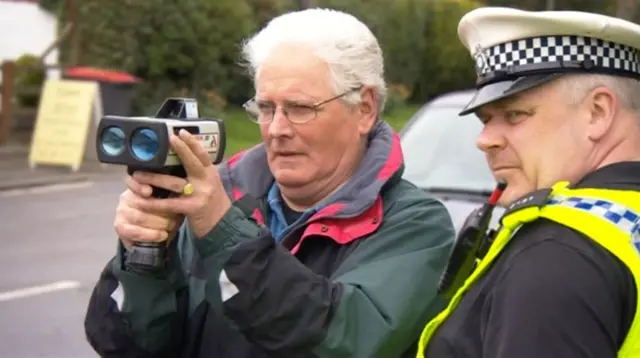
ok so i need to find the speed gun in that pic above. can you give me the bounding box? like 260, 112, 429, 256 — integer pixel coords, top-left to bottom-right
95, 98, 226, 274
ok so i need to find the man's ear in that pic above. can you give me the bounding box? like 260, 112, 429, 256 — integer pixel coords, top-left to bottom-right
357, 86, 378, 136
586, 86, 618, 141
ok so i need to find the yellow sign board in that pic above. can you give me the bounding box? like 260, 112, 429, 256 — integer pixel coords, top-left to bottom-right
28, 79, 99, 171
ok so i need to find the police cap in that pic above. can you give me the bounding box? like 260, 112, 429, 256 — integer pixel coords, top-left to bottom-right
457, 7, 640, 116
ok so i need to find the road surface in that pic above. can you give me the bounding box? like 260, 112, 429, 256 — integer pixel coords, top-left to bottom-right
0, 175, 126, 358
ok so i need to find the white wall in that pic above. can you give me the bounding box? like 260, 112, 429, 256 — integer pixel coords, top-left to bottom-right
0, 1, 59, 110
0, 1, 58, 63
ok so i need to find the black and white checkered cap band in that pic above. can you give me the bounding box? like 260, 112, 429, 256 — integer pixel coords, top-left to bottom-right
474, 35, 640, 81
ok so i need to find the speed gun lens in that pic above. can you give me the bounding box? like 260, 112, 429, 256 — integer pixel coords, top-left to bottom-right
131, 128, 159, 161
100, 126, 126, 156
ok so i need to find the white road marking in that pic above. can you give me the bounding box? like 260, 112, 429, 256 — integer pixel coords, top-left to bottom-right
0, 181, 94, 198
0, 280, 82, 302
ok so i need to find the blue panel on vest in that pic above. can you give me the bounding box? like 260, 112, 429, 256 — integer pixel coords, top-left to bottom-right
575, 201, 596, 210
594, 200, 613, 209
624, 211, 638, 222
605, 211, 623, 223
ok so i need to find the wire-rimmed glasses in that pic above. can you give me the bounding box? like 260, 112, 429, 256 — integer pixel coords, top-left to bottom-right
243, 87, 362, 124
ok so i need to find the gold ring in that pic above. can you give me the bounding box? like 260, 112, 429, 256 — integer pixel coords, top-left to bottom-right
182, 182, 194, 196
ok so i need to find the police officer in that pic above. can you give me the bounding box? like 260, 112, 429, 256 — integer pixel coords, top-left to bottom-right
416, 7, 640, 358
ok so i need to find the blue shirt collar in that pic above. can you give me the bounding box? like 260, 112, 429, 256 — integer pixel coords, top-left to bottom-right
266, 182, 321, 241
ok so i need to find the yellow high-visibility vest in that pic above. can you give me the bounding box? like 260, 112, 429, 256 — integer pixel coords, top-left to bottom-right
416, 181, 640, 357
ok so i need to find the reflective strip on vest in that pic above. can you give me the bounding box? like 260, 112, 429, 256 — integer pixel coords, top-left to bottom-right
547, 195, 640, 255
416, 182, 640, 358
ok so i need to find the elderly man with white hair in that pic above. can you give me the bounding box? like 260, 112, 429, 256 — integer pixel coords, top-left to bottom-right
83, 8, 455, 358
417, 7, 640, 358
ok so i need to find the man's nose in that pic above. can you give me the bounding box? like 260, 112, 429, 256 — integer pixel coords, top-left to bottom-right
268, 108, 294, 138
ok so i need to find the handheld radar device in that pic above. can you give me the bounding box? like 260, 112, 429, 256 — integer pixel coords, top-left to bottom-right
96, 98, 226, 274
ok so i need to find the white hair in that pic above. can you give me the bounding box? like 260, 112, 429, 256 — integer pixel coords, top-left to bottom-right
240, 8, 388, 115
558, 73, 640, 117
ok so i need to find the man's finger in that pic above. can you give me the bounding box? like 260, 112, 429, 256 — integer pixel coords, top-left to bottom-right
170, 133, 206, 178
125, 175, 153, 197
132, 171, 188, 194
116, 223, 168, 243
125, 206, 176, 231
179, 129, 212, 167
138, 196, 192, 215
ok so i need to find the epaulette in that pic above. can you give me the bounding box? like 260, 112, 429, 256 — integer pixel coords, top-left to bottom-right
500, 188, 553, 219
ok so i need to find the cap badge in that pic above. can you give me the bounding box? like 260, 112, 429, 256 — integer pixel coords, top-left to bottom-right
474, 44, 490, 75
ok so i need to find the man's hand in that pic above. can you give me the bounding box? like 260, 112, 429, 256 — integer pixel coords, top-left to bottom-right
124, 129, 232, 239
114, 175, 183, 250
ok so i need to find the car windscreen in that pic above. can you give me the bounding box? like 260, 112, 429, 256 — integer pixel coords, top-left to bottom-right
400, 105, 497, 193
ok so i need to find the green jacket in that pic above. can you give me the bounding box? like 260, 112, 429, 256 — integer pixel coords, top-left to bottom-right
84, 121, 455, 358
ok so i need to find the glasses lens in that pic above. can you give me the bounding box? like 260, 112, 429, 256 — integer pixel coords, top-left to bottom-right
246, 112, 261, 123
287, 106, 316, 124
243, 100, 258, 122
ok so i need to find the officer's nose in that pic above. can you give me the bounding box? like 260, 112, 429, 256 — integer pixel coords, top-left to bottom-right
476, 122, 506, 154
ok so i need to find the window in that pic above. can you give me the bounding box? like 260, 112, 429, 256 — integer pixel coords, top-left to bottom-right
400, 105, 497, 193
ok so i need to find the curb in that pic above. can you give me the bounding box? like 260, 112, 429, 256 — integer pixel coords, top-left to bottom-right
0, 174, 91, 192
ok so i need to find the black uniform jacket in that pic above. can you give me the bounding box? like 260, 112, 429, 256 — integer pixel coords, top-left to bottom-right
425, 162, 639, 358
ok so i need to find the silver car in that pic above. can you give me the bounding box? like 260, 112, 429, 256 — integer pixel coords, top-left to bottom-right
400, 90, 505, 232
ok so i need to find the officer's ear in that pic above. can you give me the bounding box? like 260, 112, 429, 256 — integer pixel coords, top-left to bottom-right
585, 86, 617, 141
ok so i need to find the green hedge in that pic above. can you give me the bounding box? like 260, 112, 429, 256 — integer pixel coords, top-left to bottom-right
48, 0, 482, 115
